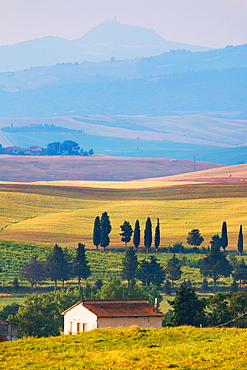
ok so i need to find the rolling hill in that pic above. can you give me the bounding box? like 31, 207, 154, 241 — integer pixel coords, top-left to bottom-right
0, 155, 223, 182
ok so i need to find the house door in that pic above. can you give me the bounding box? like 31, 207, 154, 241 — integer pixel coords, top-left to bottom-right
77, 322, 81, 332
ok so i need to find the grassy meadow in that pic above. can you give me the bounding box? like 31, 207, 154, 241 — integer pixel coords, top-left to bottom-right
0, 182, 246, 249
1, 326, 247, 369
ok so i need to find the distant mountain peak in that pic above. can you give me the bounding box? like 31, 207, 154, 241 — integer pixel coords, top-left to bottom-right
0, 20, 212, 72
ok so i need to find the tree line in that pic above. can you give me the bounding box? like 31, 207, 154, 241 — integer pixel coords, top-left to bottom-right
20, 243, 91, 292
0, 140, 94, 156
93, 213, 244, 255
93, 213, 161, 252
2, 124, 84, 135
18, 234, 247, 296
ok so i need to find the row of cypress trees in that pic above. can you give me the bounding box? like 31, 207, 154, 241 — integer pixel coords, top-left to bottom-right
93, 213, 160, 252
93, 215, 244, 254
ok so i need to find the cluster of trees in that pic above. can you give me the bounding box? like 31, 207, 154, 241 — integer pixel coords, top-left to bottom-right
122, 248, 182, 290
44, 140, 94, 156
166, 285, 247, 328
0, 140, 94, 156
122, 234, 247, 294
20, 243, 91, 292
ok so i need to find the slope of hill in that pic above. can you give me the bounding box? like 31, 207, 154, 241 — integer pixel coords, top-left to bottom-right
33, 163, 247, 189
1, 327, 247, 369
0, 68, 246, 118
0, 155, 222, 182
0, 20, 211, 73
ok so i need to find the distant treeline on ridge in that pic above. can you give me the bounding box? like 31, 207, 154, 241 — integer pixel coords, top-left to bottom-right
2, 123, 84, 135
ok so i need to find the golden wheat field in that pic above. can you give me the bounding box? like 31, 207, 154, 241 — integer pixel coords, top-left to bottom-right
0, 176, 246, 249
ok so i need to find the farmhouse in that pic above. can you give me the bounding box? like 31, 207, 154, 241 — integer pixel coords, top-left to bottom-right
62, 299, 164, 334
0, 319, 18, 341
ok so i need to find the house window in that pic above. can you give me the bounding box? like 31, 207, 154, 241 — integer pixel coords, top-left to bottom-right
70, 322, 73, 332
77, 322, 81, 332
83, 323, 87, 332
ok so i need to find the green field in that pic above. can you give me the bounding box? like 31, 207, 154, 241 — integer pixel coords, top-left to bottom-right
0, 182, 246, 249
1, 326, 247, 369
0, 296, 24, 310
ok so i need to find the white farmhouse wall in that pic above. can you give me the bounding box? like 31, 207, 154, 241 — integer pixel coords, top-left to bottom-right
63, 304, 97, 334
98, 316, 162, 329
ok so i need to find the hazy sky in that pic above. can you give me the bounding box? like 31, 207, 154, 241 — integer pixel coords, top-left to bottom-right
0, 0, 246, 48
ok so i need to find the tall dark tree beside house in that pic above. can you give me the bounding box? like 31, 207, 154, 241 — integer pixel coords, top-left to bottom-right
133, 219, 141, 250
121, 247, 138, 288
20, 256, 46, 293
237, 225, 244, 255
45, 244, 68, 291
73, 243, 91, 286
221, 221, 228, 251
100, 212, 112, 251
144, 217, 152, 253
154, 218, 160, 252
165, 254, 182, 287
93, 216, 101, 251
120, 220, 133, 250
200, 235, 233, 293
187, 229, 204, 250
168, 285, 207, 327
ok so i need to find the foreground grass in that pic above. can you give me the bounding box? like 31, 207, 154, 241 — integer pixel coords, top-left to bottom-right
1, 326, 247, 369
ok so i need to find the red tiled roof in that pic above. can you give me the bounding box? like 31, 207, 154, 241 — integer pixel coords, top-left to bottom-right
61, 299, 164, 317
84, 302, 164, 317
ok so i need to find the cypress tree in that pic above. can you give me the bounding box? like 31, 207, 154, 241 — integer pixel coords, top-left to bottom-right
237, 225, 244, 255
221, 221, 228, 251
144, 217, 152, 253
73, 243, 91, 286
93, 216, 101, 251
154, 218, 160, 252
100, 212, 111, 251
133, 220, 140, 250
